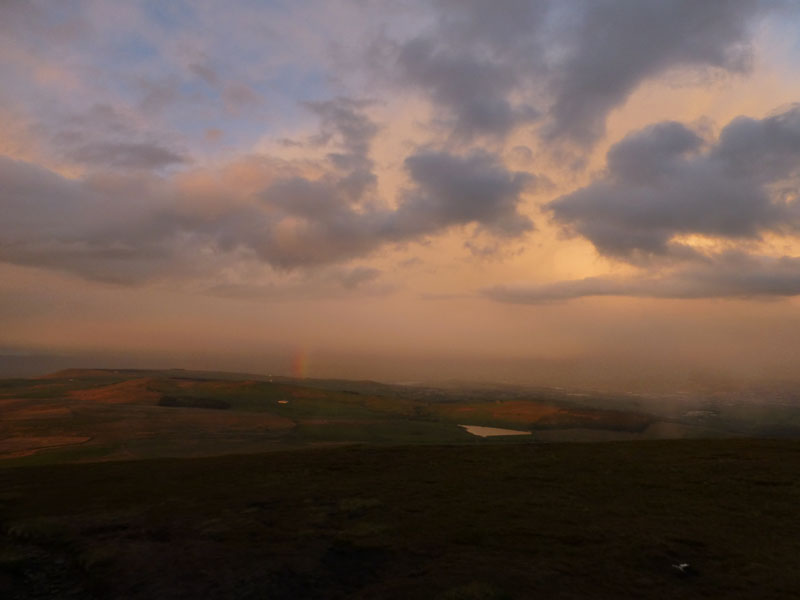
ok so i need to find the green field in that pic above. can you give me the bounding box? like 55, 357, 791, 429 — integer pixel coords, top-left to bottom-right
2, 369, 697, 466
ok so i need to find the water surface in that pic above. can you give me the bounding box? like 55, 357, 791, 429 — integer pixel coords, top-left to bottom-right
459, 424, 531, 437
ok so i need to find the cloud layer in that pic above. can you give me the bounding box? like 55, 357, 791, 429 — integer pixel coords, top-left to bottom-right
1, 0, 799, 305
484, 252, 800, 303
0, 99, 534, 282
548, 105, 800, 260
388, 0, 775, 145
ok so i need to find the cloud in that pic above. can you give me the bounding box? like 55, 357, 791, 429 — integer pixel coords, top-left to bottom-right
338, 266, 382, 290
189, 62, 220, 87
395, 150, 535, 237
47, 103, 189, 171
306, 98, 378, 157
396, 36, 538, 141
138, 77, 181, 114
0, 100, 535, 282
547, 105, 800, 260
0, 155, 195, 283
384, 0, 781, 146
205, 266, 389, 301
304, 98, 378, 200
205, 128, 223, 142
68, 141, 187, 170
223, 83, 261, 115
483, 252, 800, 303
0, 156, 92, 238
246, 147, 534, 269
244, 101, 535, 269
543, 0, 767, 144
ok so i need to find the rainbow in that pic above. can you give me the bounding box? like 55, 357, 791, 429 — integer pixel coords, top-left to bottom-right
291, 349, 310, 378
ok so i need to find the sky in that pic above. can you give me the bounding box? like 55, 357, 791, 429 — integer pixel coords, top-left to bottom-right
2, 0, 800, 388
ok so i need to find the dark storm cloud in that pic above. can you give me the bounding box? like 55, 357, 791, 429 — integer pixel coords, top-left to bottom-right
547, 106, 800, 260
483, 252, 800, 302
388, 0, 779, 146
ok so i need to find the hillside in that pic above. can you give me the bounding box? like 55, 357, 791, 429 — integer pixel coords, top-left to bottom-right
2, 370, 800, 598
1, 440, 799, 599
0, 369, 693, 465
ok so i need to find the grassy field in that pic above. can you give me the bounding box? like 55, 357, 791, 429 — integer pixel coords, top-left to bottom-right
1, 440, 799, 599
2, 369, 692, 466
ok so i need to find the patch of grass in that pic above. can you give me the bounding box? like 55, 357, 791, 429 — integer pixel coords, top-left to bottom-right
288, 419, 475, 444
0, 375, 131, 401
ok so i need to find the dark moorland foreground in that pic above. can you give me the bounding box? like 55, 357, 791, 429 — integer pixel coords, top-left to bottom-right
1, 370, 800, 598
2, 441, 800, 599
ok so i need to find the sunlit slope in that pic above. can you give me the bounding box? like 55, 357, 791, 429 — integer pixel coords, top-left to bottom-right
0, 369, 725, 464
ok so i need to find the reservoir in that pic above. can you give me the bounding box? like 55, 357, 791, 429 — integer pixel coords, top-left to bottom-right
459, 424, 532, 438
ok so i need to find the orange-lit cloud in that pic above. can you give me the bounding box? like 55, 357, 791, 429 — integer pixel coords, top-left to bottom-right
2, 1, 800, 386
